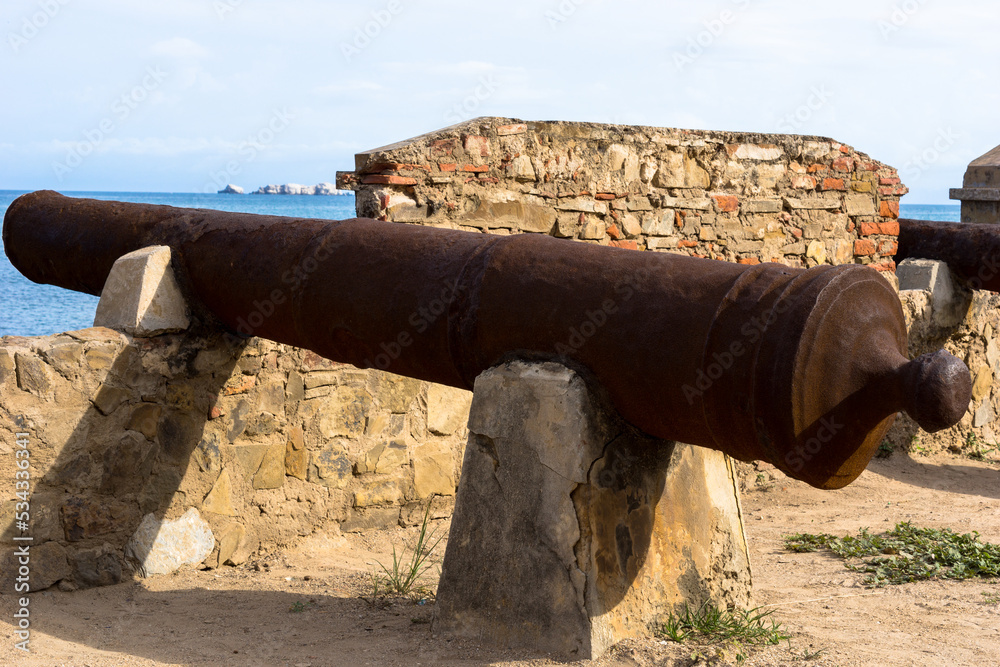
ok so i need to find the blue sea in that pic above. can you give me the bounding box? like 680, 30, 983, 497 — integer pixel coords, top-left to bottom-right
0, 191, 357, 337
0, 193, 961, 337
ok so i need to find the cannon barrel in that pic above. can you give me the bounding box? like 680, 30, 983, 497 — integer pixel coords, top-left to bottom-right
897, 218, 1000, 291
3, 191, 972, 489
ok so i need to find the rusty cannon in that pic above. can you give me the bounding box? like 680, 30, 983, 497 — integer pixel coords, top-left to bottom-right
3, 191, 972, 489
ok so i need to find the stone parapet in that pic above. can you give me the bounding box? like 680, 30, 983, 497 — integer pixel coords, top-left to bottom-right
0, 327, 471, 591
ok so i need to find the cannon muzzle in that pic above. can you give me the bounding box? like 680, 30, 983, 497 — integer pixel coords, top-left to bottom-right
3, 191, 971, 489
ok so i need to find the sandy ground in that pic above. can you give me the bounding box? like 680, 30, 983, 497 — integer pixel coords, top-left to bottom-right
3, 450, 1000, 667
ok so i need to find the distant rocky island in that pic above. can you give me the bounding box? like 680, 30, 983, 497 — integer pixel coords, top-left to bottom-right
217, 182, 351, 195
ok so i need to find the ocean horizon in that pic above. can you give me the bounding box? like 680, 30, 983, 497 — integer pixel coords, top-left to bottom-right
0, 190, 962, 337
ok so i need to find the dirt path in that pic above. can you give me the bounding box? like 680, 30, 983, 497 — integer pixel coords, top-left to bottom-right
3, 451, 1000, 667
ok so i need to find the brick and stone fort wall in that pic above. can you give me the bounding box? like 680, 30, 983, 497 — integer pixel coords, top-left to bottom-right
338, 117, 906, 271
2, 117, 996, 591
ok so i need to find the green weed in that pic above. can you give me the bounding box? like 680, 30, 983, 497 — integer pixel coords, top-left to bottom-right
368, 503, 443, 601
660, 602, 789, 648
965, 432, 996, 461
754, 472, 773, 491
785, 522, 1000, 587
794, 647, 826, 661
875, 440, 894, 458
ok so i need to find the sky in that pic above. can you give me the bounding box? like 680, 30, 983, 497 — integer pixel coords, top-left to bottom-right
1, 0, 997, 203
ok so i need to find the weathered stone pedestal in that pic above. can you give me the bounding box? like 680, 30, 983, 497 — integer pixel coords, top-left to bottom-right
433, 361, 751, 660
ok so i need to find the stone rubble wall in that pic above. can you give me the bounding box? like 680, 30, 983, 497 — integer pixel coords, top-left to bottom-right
337, 117, 906, 271
0, 327, 471, 591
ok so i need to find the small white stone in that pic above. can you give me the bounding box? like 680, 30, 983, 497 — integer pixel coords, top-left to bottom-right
126, 508, 215, 576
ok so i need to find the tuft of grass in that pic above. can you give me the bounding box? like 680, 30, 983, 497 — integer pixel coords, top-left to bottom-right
794, 647, 826, 661
965, 432, 996, 461
754, 472, 773, 492
660, 602, 789, 647
288, 600, 314, 613
981, 591, 1000, 604
785, 522, 1000, 587
875, 440, 894, 458
368, 503, 443, 601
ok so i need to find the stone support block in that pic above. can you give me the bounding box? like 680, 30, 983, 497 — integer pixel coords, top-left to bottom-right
94, 246, 190, 336
433, 361, 751, 660
897, 258, 970, 328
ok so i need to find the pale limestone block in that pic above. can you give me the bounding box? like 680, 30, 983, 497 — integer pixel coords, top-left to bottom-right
413, 443, 456, 498
606, 143, 629, 171
202, 469, 236, 516
786, 195, 843, 210
802, 141, 833, 159
427, 383, 473, 436
653, 152, 684, 188
642, 210, 675, 237
211, 522, 246, 567
353, 481, 402, 507
806, 240, 828, 265
844, 194, 875, 216
662, 196, 713, 211
580, 220, 607, 240
253, 442, 286, 489
510, 154, 536, 181
94, 246, 190, 336
732, 144, 782, 160
741, 199, 783, 214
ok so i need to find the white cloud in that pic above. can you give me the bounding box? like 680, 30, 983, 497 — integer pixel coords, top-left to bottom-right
380, 60, 524, 78
170, 64, 226, 93
149, 37, 210, 59
313, 81, 386, 96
